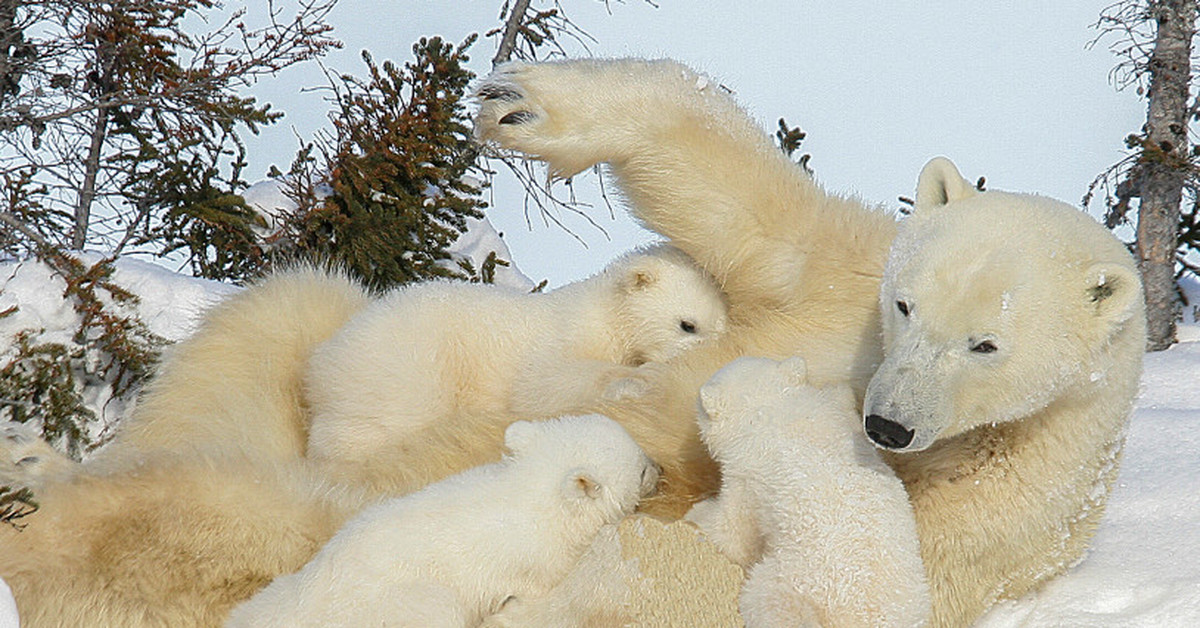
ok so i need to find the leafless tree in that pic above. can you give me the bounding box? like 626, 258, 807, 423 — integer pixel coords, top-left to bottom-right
1089, 0, 1198, 351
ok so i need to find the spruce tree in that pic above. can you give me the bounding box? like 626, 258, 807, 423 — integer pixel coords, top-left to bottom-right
0, 0, 337, 453
280, 37, 487, 290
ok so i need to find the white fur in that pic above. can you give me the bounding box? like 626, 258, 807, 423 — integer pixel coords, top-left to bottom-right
304, 244, 726, 495
226, 415, 660, 628
688, 356, 929, 627
476, 63, 1144, 625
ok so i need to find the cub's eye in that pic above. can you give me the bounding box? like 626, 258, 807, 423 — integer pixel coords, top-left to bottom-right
680, 320, 697, 334
895, 300, 910, 317
970, 340, 998, 354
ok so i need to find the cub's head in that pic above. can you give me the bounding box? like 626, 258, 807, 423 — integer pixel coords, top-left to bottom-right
609, 245, 728, 365
863, 157, 1145, 452
697, 356, 857, 456
504, 414, 660, 521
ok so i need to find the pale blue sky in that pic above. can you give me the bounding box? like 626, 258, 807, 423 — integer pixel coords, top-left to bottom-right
241, 1, 1145, 287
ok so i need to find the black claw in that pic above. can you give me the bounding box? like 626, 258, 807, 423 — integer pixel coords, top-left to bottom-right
477, 84, 523, 102
499, 110, 537, 125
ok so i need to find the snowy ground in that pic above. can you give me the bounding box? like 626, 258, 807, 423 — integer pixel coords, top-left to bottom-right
1, 238, 1199, 626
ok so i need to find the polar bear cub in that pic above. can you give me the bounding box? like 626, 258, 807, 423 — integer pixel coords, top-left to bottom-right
304, 244, 726, 495
226, 414, 660, 628
686, 357, 930, 628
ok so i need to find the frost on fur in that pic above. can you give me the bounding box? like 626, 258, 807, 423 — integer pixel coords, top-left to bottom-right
226, 415, 660, 628
303, 244, 726, 496
689, 357, 930, 627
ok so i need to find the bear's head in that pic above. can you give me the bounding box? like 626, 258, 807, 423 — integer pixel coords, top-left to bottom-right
862, 157, 1145, 452
504, 414, 661, 521
697, 356, 858, 456
610, 245, 728, 365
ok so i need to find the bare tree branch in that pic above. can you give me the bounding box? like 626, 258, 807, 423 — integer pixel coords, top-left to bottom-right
492, 0, 534, 66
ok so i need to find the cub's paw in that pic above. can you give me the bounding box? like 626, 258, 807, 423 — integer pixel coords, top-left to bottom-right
602, 362, 671, 403
0, 422, 75, 489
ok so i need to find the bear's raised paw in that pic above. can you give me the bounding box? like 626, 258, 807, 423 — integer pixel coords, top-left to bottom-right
474, 59, 703, 178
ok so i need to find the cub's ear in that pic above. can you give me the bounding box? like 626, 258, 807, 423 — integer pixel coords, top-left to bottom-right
1084, 262, 1143, 336
563, 469, 602, 500
914, 157, 977, 213
620, 264, 658, 293
697, 379, 727, 421
503, 420, 540, 456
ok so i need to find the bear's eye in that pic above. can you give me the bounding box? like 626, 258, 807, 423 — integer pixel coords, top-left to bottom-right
970, 340, 998, 354
895, 300, 910, 317
680, 320, 697, 334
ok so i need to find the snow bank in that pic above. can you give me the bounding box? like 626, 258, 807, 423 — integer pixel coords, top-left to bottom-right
0, 576, 15, 628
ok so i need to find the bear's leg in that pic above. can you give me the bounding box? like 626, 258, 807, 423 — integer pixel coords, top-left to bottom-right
475, 59, 829, 305
684, 481, 764, 569
0, 422, 78, 489
739, 554, 824, 628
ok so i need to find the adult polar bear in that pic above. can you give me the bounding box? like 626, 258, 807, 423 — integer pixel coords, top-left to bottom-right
475, 59, 1144, 626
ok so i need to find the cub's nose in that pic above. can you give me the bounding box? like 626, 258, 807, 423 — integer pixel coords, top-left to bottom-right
865, 415, 915, 449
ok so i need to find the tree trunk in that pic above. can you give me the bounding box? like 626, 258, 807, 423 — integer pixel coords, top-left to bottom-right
72, 105, 108, 250
0, 0, 22, 104
1138, 0, 1196, 351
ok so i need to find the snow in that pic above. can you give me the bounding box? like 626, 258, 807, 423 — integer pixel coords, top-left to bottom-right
1, 259, 1199, 625
0, 576, 13, 628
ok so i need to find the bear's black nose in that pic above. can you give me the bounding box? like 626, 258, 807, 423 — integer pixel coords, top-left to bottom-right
865, 415, 915, 449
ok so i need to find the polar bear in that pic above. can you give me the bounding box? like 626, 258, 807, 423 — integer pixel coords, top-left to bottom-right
304, 243, 726, 495
862, 156, 1145, 624
97, 265, 373, 466
474, 59, 1144, 626
0, 269, 377, 628
687, 356, 929, 627
0, 420, 369, 628
0, 58, 1145, 628
225, 415, 660, 628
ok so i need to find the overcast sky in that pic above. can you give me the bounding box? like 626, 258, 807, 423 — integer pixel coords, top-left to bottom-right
241, 1, 1146, 287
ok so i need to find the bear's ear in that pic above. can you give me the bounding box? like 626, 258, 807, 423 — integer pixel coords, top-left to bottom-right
1084, 262, 1142, 335
914, 157, 977, 213
503, 420, 540, 456
563, 469, 602, 500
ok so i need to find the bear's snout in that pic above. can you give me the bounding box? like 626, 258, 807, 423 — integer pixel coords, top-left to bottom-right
865, 415, 915, 450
